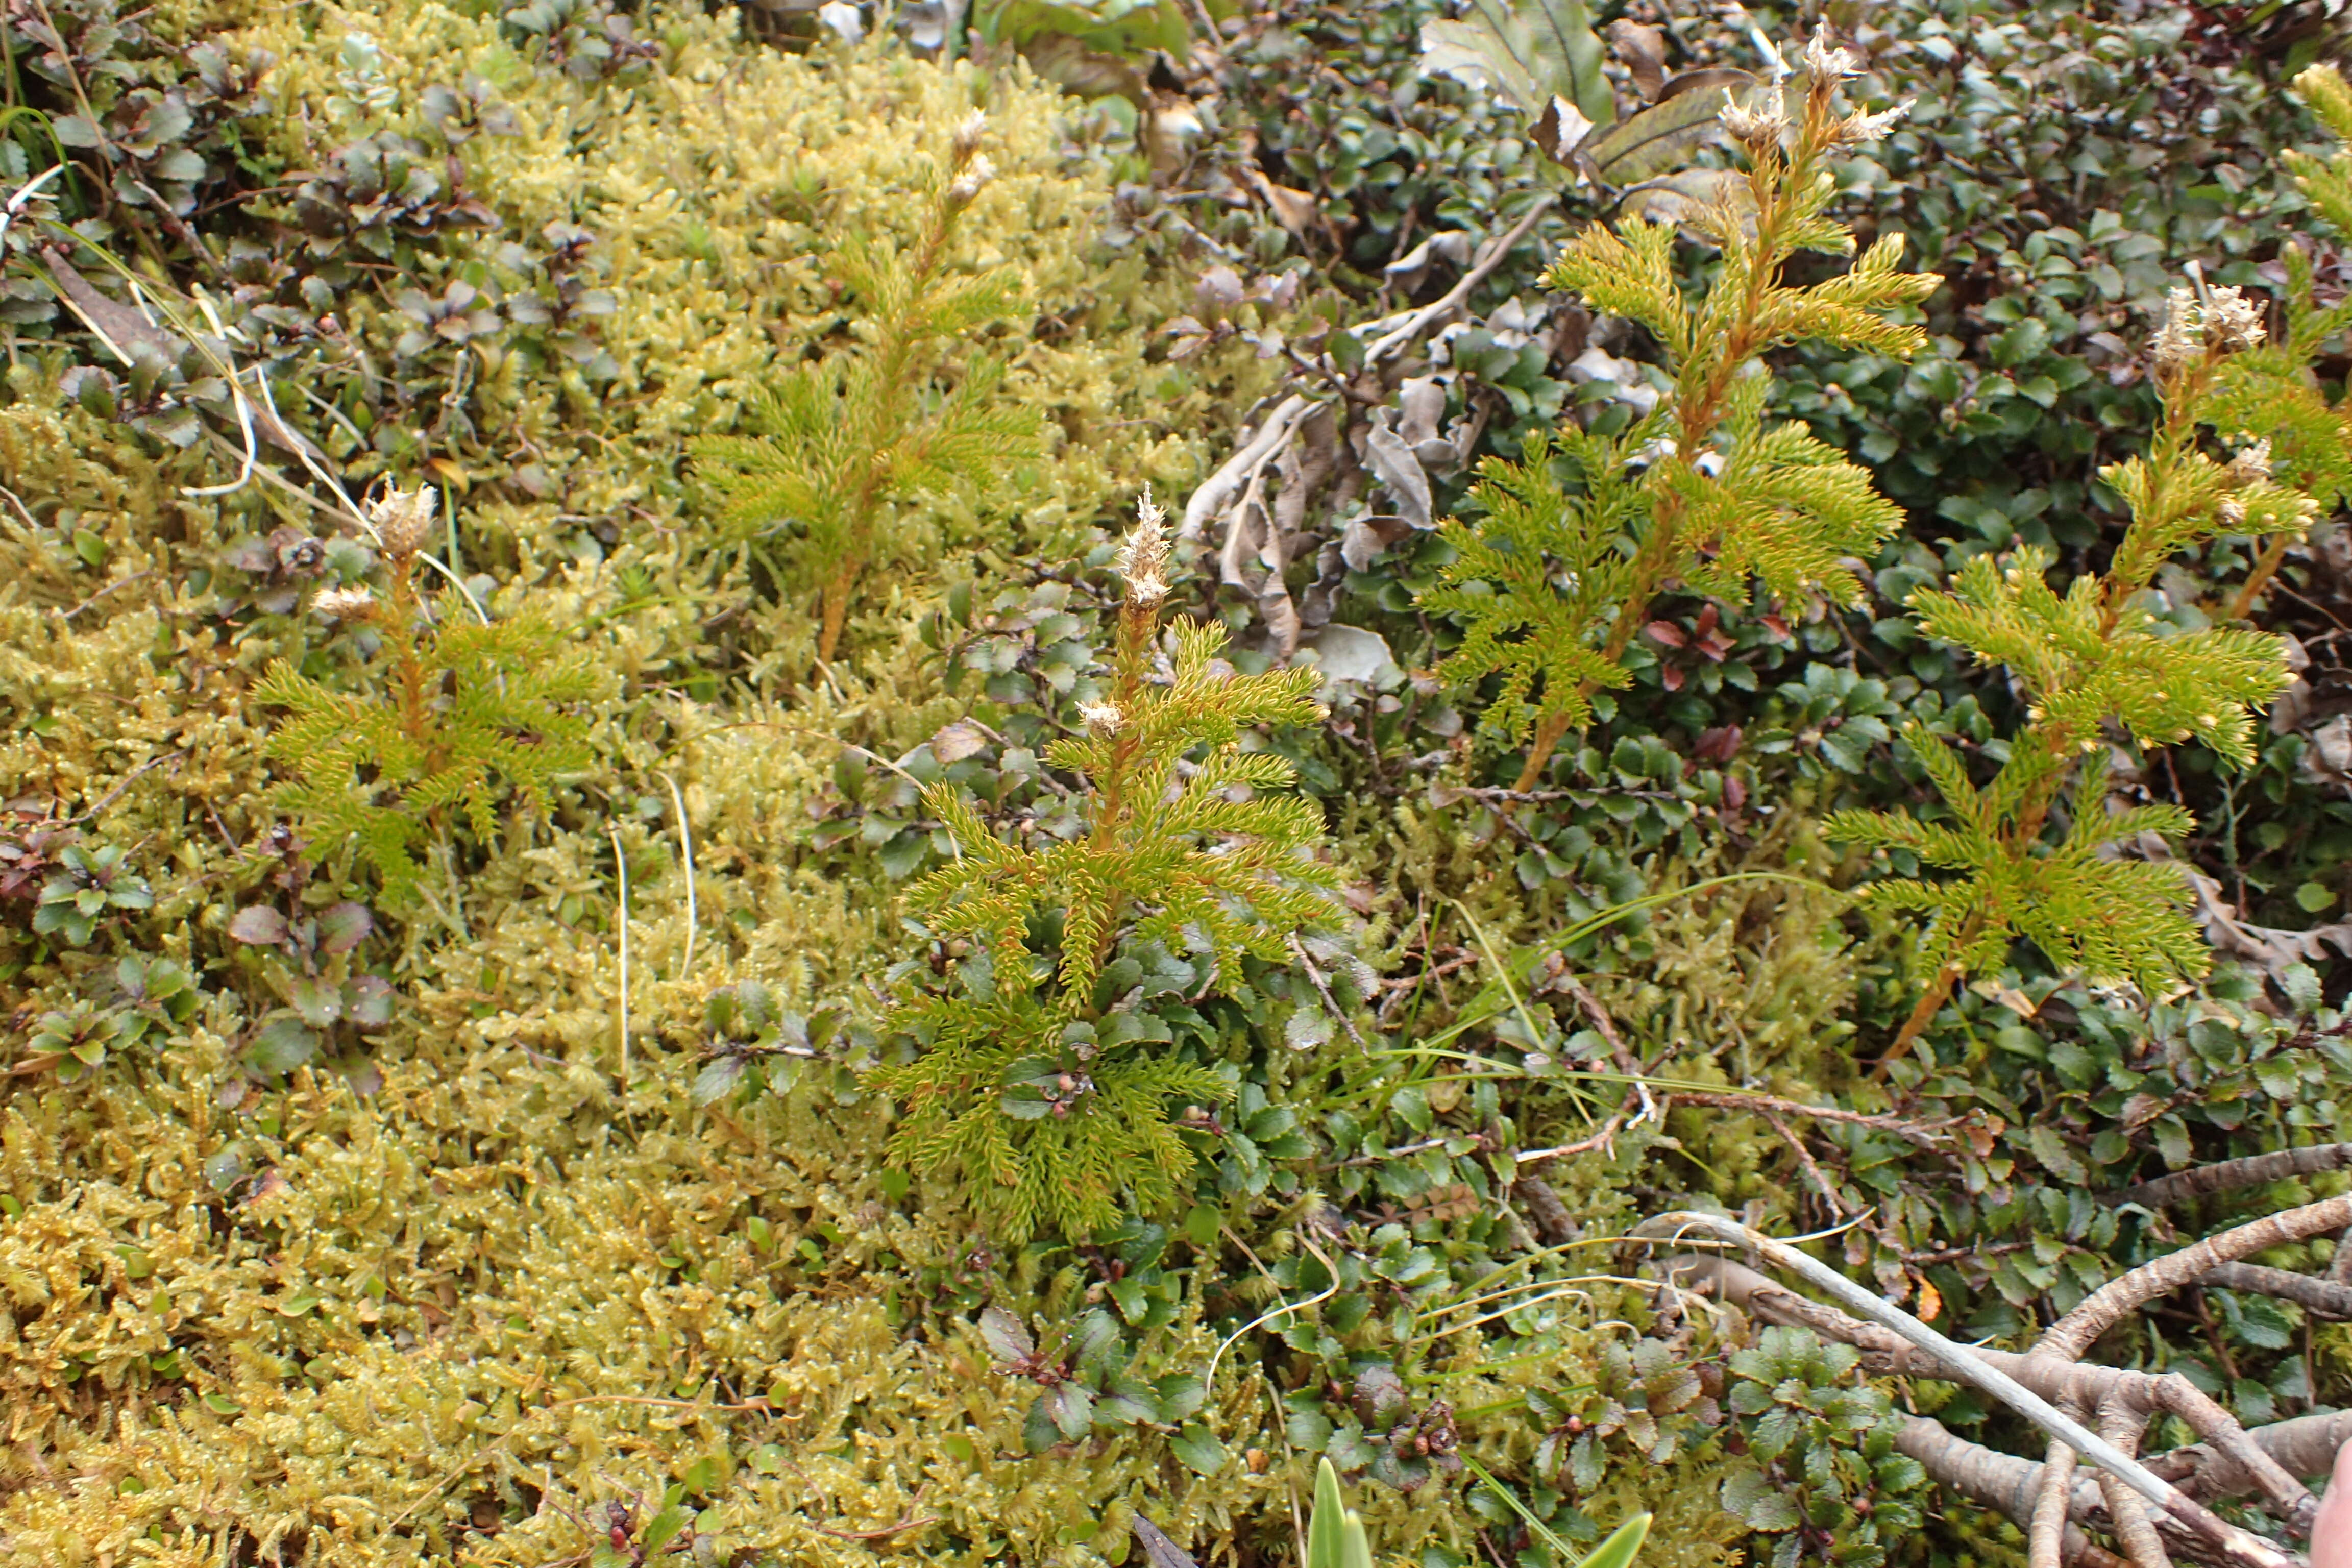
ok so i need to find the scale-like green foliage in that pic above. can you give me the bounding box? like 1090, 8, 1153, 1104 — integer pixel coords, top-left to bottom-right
1425, 36, 1937, 780
874, 494, 1339, 1239
691, 115, 1043, 663
1828, 242, 2310, 1039
254, 491, 598, 903
2201, 65, 2352, 570
1828, 736, 2211, 996
1419, 426, 1641, 739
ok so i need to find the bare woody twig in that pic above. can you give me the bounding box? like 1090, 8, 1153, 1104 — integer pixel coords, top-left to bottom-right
1356, 198, 1557, 367
1635, 1214, 2301, 1568
2097, 1397, 2174, 1568
2200, 1261, 2352, 1320
2112, 1145, 2352, 1210
2040, 1194, 2352, 1360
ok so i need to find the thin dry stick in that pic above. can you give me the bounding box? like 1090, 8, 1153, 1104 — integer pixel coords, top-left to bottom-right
609, 825, 631, 1097
61, 749, 186, 825
1762, 1109, 1854, 1217
1358, 198, 1558, 366
1289, 935, 1367, 1048
1558, 974, 1658, 1124
661, 771, 697, 977
1633, 1212, 2300, 1568
1660, 1090, 1955, 1147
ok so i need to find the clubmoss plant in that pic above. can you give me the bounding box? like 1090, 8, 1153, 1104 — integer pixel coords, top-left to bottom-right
2207, 62, 2352, 622
1825, 151, 2328, 1065
1423, 29, 1940, 790
872, 491, 1340, 1240
690, 112, 1044, 664
254, 488, 598, 904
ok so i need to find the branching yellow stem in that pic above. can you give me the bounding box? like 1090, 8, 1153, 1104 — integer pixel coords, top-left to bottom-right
1510, 88, 1829, 792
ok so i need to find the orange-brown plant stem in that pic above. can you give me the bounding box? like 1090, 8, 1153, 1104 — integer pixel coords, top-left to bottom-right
1509, 514, 1685, 790
1874, 958, 1963, 1081
2225, 532, 2294, 623
819, 183, 962, 666
1080, 587, 1159, 993
385, 548, 433, 756
816, 561, 857, 665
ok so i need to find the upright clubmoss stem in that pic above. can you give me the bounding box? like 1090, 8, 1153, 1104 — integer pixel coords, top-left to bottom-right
814, 122, 996, 665
1076, 488, 1173, 984
1511, 57, 1853, 791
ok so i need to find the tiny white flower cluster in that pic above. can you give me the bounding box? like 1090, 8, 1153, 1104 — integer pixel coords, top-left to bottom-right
369, 485, 437, 558
948, 155, 996, 206
1114, 485, 1171, 606
311, 585, 378, 621
1838, 101, 1912, 146
1717, 26, 1909, 154
947, 109, 995, 205
1077, 699, 1125, 736
952, 109, 988, 164
1802, 24, 1860, 82
2154, 275, 2267, 372
1717, 86, 1786, 152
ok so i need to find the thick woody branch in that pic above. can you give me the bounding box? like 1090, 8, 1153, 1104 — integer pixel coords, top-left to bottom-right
2097, 1397, 2173, 1568
1895, 1417, 2227, 1568
1663, 1252, 2340, 1509
2200, 1262, 2352, 1319
1656, 1256, 2263, 1430
1656, 1241, 2314, 1561
2040, 1194, 2352, 1360
2110, 1145, 2352, 1211
2036, 1409, 2088, 1568
1635, 1214, 2300, 1568
2146, 1411, 2352, 1501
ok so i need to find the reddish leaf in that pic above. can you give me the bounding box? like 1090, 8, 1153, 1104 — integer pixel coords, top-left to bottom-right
229, 906, 288, 946
978, 1305, 1034, 1366
1695, 724, 1743, 763
1644, 620, 1686, 649
1660, 665, 1685, 692
317, 902, 374, 954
